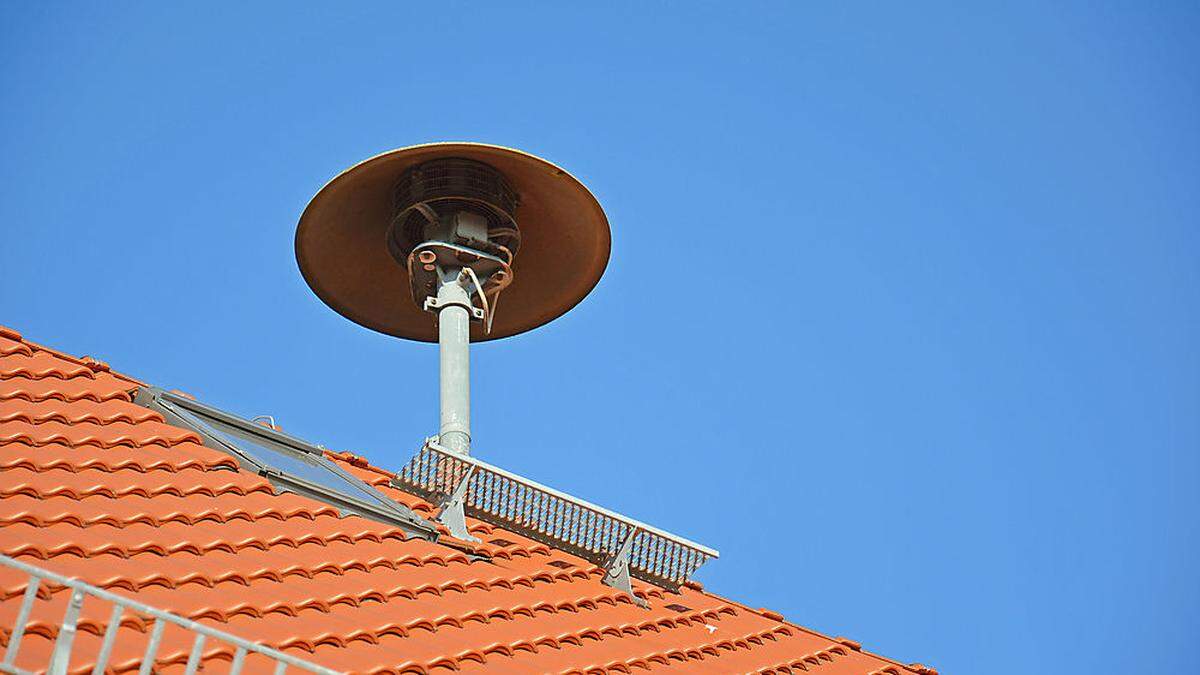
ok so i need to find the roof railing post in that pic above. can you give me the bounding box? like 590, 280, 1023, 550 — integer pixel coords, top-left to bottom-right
229, 646, 247, 675
184, 633, 207, 675
91, 602, 125, 675
138, 619, 165, 675
4, 576, 41, 667
48, 588, 85, 675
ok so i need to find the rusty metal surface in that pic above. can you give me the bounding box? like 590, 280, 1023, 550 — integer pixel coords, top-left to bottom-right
295, 143, 611, 342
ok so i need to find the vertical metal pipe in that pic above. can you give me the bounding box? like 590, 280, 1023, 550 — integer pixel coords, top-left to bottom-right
437, 273, 471, 455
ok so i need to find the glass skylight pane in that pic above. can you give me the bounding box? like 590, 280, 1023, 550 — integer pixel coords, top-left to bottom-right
177, 406, 396, 510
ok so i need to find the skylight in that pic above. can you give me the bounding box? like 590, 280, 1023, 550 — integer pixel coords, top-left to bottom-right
134, 387, 437, 540
189, 412, 390, 506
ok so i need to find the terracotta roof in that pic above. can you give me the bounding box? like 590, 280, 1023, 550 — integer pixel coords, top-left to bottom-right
0, 325, 933, 674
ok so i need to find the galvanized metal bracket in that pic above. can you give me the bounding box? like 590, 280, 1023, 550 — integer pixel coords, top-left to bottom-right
602, 528, 650, 609
435, 465, 479, 542
423, 292, 485, 321
47, 588, 84, 674
392, 440, 720, 592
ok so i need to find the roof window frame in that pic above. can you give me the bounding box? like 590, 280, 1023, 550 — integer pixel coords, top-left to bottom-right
133, 387, 439, 542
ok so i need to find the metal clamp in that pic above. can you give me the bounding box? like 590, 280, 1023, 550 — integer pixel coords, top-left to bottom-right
423, 294, 486, 321
407, 238, 510, 312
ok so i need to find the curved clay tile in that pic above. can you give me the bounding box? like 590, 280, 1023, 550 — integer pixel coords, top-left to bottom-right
0, 352, 96, 380
0, 376, 130, 402
0, 331, 930, 675
0, 398, 160, 425
0, 336, 33, 357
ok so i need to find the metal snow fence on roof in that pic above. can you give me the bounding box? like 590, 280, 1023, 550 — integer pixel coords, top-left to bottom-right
0, 554, 341, 675
392, 439, 719, 592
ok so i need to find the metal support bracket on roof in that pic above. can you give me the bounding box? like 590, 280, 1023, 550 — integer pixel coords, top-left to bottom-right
434, 465, 478, 542
392, 438, 719, 597
602, 528, 649, 609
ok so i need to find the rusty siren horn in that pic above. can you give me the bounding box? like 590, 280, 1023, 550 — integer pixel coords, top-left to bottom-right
295, 142, 611, 343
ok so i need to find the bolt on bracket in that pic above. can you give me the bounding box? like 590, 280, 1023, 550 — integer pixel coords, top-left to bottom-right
423, 295, 486, 321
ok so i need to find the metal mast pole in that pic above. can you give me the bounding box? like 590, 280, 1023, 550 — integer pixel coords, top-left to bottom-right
436, 270, 471, 455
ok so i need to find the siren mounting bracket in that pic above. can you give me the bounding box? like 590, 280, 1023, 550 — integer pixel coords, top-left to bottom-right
407, 236, 512, 321
389, 158, 524, 455
424, 291, 486, 322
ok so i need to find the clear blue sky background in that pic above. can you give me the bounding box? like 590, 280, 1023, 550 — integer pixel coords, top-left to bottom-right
2, 3, 1196, 673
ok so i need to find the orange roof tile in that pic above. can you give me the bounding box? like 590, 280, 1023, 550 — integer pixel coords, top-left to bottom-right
0, 325, 932, 674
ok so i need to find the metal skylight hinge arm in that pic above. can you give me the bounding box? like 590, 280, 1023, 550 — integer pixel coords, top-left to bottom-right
602, 528, 649, 609
434, 464, 478, 542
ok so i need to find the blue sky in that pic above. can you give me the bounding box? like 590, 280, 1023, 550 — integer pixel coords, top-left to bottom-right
2, 3, 1196, 673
